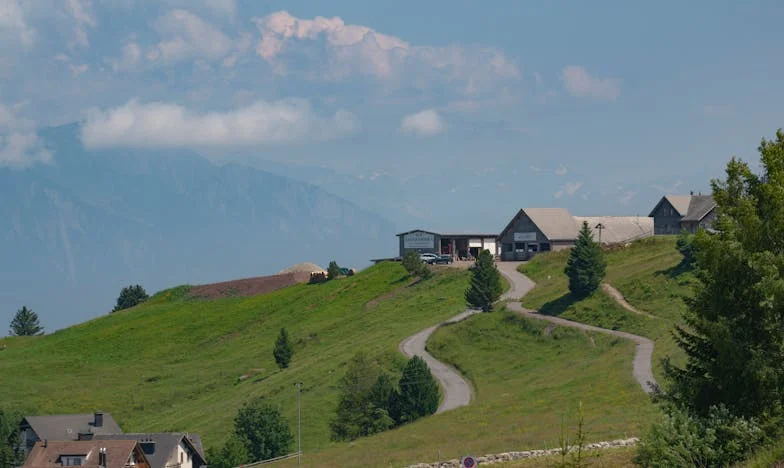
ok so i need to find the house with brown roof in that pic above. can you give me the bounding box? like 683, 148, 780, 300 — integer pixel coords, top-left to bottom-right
20, 413, 123, 459
94, 433, 206, 468
22, 439, 150, 468
649, 194, 716, 234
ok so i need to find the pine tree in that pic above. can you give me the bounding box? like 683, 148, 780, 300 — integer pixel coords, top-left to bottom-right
464, 249, 503, 311
564, 222, 606, 298
9, 306, 43, 336
330, 353, 394, 440
112, 285, 149, 312
272, 328, 293, 369
327, 261, 341, 280
397, 356, 439, 424
662, 129, 784, 421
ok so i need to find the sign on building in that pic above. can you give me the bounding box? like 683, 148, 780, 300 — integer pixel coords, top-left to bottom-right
403, 231, 435, 249
514, 232, 537, 242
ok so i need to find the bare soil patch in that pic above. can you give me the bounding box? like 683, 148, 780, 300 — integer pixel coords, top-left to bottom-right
187, 271, 310, 300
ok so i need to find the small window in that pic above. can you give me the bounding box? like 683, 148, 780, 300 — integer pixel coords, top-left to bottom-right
60, 455, 85, 466
514, 242, 526, 251
181, 452, 184, 464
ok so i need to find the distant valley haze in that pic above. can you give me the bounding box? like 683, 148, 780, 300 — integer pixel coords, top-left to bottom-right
3, 0, 782, 332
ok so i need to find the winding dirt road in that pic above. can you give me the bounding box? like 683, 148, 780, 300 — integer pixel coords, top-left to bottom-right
399, 310, 479, 413
398, 261, 657, 416
496, 262, 657, 394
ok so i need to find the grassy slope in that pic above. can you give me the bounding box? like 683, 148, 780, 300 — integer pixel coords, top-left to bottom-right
519, 236, 694, 380
274, 310, 658, 467
0, 263, 470, 456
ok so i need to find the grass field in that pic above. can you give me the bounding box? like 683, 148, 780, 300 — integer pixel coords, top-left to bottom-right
273, 310, 658, 466
0, 262, 471, 457
519, 236, 694, 381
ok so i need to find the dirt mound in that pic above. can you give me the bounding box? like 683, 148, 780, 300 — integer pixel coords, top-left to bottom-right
278, 262, 326, 275
188, 271, 311, 300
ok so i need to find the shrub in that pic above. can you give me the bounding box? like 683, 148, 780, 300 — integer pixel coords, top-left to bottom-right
675, 231, 696, 266
635, 404, 765, 467
234, 398, 293, 462
330, 353, 395, 440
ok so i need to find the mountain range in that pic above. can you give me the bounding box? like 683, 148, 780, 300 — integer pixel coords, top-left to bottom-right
1, 124, 397, 332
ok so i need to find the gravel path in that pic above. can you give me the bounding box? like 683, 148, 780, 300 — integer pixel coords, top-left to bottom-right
496, 262, 657, 394
399, 309, 479, 413
601, 283, 657, 319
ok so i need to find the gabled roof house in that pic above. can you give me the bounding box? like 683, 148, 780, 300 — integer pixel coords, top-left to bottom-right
20, 412, 122, 458
649, 194, 716, 234
94, 433, 206, 468
22, 439, 150, 468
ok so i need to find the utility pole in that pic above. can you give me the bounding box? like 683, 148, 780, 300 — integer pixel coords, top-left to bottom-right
595, 223, 605, 245
295, 382, 303, 465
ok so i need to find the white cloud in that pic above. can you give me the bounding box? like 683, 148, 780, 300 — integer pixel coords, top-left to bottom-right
0, 103, 52, 168
80, 99, 360, 149
252, 11, 519, 91
110, 42, 143, 71
147, 9, 233, 63
400, 109, 446, 137
0, 0, 35, 46
161, 0, 237, 18
66, 0, 97, 48
555, 164, 567, 176
554, 181, 583, 199
561, 65, 620, 101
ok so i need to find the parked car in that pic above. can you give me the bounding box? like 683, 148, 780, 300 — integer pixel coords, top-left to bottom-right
434, 254, 453, 264
419, 253, 439, 264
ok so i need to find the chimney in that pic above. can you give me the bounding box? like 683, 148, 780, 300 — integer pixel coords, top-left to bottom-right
99, 447, 107, 468
690, 190, 694, 195
94, 412, 103, 428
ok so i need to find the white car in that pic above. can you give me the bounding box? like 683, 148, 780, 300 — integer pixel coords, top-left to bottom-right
419, 253, 439, 264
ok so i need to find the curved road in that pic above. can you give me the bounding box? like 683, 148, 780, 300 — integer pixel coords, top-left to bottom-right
399, 310, 479, 413
496, 262, 657, 394
399, 261, 657, 416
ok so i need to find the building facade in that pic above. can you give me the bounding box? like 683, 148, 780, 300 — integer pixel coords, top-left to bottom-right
649, 194, 716, 234
498, 208, 579, 261
397, 230, 498, 260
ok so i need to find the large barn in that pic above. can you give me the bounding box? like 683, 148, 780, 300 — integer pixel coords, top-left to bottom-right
396, 230, 498, 260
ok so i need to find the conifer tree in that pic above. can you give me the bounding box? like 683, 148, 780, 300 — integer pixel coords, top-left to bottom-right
564, 222, 606, 298
273, 328, 293, 369
663, 129, 784, 421
327, 261, 341, 280
9, 306, 43, 336
397, 356, 439, 424
464, 249, 502, 311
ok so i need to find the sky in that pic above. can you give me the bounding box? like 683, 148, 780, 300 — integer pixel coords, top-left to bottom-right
2, 0, 784, 213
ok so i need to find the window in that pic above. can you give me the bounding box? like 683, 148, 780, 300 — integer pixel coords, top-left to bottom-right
180, 452, 184, 464
60, 455, 85, 466
514, 242, 526, 251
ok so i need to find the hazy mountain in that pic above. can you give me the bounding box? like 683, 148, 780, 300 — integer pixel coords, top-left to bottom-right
1, 124, 398, 332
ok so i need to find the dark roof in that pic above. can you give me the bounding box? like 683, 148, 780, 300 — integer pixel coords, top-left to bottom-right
648, 194, 716, 221
23, 413, 123, 442
396, 229, 497, 238
23, 439, 144, 468
683, 195, 716, 221
94, 433, 205, 468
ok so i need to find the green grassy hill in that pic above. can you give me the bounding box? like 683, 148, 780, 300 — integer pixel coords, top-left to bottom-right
0, 263, 469, 457
519, 236, 694, 380
0, 238, 695, 467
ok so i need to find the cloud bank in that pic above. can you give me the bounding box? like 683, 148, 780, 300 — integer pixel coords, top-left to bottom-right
80, 99, 360, 149
252, 11, 519, 93
0, 104, 51, 168
400, 109, 445, 137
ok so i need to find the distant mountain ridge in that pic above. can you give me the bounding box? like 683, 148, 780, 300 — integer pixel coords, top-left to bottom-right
0, 124, 398, 332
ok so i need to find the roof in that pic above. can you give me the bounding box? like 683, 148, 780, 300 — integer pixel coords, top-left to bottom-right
94, 433, 206, 468
396, 229, 497, 238
683, 195, 716, 221
23, 413, 123, 441
573, 216, 653, 245
522, 208, 580, 241
648, 194, 716, 221
23, 440, 143, 468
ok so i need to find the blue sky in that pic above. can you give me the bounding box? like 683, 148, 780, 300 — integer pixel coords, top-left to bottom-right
2, 0, 783, 216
